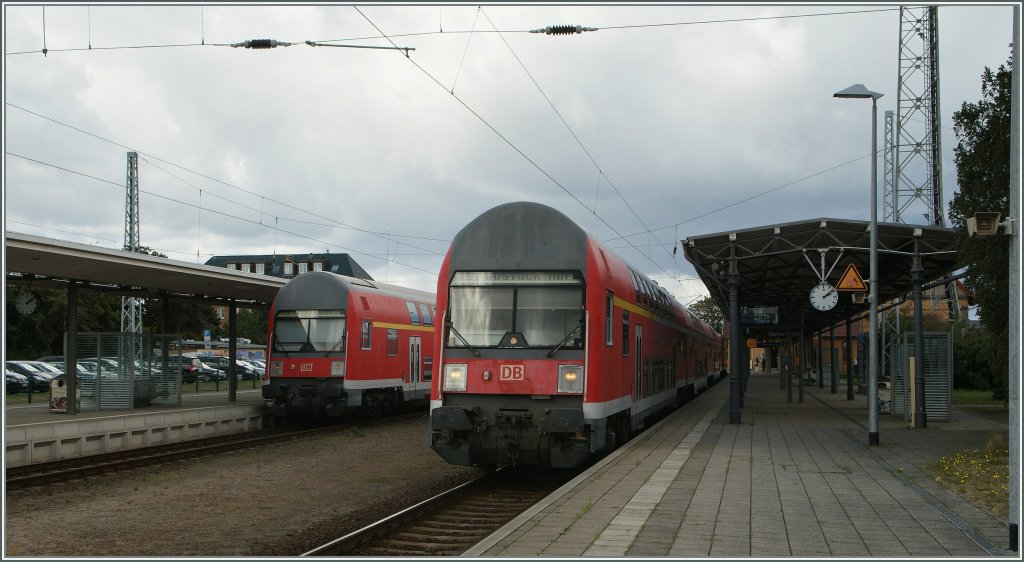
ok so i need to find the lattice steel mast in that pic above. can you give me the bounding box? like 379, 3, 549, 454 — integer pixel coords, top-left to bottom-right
893, 6, 944, 227
121, 151, 143, 335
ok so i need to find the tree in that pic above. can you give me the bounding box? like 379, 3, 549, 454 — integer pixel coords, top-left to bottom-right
948, 53, 1012, 400
235, 308, 269, 345
687, 296, 724, 334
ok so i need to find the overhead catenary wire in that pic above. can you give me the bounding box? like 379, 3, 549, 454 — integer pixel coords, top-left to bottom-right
353, 7, 688, 292
5, 103, 446, 249
4, 151, 439, 276
4, 7, 899, 56
479, 7, 681, 288
4, 5, 904, 297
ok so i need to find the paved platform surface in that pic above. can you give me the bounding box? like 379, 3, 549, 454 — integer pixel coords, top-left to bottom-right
4, 388, 265, 427
467, 373, 1012, 557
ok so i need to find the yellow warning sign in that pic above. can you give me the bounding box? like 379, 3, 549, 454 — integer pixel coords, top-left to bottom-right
836, 263, 867, 291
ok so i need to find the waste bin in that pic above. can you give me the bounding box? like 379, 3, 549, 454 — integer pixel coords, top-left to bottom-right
49, 376, 75, 413
49, 376, 68, 413
878, 380, 892, 414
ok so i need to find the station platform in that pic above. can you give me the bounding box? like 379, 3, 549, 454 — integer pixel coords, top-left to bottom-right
467, 373, 1012, 557
4, 389, 267, 467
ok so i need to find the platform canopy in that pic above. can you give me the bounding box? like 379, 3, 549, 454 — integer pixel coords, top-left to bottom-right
5, 231, 285, 306
682, 217, 961, 333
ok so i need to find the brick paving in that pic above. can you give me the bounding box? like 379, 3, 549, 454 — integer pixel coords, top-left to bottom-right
466, 373, 1012, 557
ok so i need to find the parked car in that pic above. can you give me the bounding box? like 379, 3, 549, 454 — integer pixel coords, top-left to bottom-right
46, 361, 98, 379
164, 356, 206, 383
234, 360, 262, 380
190, 359, 225, 381
27, 361, 63, 378
6, 370, 29, 394
5, 361, 53, 391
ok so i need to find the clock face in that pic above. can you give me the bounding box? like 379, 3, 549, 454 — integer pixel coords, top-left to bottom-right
809, 282, 838, 312
15, 291, 41, 316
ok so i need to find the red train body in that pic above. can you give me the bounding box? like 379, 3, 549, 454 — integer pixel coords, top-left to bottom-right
429, 202, 723, 469
262, 271, 436, 418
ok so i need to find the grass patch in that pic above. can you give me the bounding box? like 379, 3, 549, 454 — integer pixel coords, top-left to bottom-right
922, 432, 1009, 521
953, 389, 1009, 422
953, 389, 1003, 405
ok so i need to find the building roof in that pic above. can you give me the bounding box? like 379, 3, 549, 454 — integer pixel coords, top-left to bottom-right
204, 252, 373, 280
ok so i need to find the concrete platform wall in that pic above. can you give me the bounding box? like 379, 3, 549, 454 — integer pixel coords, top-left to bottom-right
5, 404, 268, 467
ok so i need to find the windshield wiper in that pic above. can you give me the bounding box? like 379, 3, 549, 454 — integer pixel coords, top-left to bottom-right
447, 322, 480, 357
322, 336, 346, 357
546, 324, 582, 357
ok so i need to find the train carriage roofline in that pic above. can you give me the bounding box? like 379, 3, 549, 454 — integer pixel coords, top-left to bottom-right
273, 270, 433, 310
448, 201, 590, 275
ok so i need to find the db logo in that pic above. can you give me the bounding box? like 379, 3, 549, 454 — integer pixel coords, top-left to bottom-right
499, 365, 525, 381
300, 363, 313, 372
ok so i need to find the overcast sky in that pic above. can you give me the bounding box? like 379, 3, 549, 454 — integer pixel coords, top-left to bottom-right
3, 3, 1016, 305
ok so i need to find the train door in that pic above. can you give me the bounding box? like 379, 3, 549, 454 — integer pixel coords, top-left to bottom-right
409, 336, 421, 385
633, 325, 643, 422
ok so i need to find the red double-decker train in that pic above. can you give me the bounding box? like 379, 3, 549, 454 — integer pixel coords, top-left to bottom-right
262, 271, 436, 418
429, 201, 723, 469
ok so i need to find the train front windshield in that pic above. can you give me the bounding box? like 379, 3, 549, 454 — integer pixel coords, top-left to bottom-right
447, 272, 583, 348
272, 310, 346, 353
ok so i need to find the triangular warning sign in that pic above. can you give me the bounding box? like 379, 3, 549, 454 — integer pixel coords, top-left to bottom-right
836, 263, 867, 291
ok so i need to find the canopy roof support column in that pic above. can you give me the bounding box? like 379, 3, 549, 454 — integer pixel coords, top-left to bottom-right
728, 257, 742, 424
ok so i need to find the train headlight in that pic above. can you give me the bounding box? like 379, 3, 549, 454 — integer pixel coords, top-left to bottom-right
270, 360, 284, 376
444, 363, 468, 392
331, 360, 346, 377
558, 365, 583, 394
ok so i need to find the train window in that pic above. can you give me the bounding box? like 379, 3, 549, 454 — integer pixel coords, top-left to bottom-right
419, 304, 433, 326
621, 310, 630, 356
271, 310, 346, 353
605, 291, 614, 346
361, 320, 372, 350
516, 287, 582, 347
386, 329, 398, 356
446, 272, 583, 349
406, 302, 420, 325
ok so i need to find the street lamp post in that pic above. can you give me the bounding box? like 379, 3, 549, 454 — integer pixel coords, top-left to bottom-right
834, 83, 883, 446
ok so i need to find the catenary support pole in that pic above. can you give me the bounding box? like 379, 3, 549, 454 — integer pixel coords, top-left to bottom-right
1007, 4, 1020, 551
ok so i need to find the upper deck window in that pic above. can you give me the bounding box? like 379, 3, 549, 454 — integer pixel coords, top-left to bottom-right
406, 302, 420, 325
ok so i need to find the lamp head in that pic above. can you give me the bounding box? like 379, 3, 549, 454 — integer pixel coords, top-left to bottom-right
833, 83, 883, 100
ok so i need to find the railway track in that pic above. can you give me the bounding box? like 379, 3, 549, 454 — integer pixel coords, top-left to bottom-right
5, 411, 426, 490
304, 466, 577, 556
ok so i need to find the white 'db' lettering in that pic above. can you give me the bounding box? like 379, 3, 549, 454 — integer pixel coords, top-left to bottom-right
301, 363, 313, 372
499, 365, 525, 381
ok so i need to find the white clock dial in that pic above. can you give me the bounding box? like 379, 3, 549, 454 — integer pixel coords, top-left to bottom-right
809, 282, 838, 312
15, 290, 41, 316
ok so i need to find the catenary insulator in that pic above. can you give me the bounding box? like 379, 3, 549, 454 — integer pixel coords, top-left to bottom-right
529, 25, 597, 35
231, 39, 293, 49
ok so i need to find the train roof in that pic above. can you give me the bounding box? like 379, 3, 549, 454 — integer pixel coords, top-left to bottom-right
449, 202, 589, 274
273, 271, 433, 311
